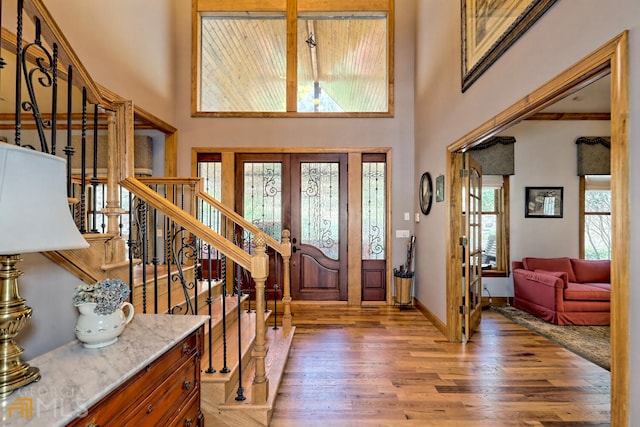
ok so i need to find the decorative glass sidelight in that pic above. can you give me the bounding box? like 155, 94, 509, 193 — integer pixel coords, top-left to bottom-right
198, 160, 223, 233
362, 162, 386, 260
243, 162, 283, 241
300, 162, 339, 259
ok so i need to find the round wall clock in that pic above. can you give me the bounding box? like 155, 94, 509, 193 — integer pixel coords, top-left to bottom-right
419, 172, 433, 215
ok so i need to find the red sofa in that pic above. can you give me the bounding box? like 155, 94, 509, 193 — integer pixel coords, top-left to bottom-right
512, 257, 610, 325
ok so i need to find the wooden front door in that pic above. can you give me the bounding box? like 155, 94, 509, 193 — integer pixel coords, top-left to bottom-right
290, 154, 348, 300
236, 153, 348, 301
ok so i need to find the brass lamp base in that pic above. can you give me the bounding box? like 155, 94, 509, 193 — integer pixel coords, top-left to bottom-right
0, 254, 41, 397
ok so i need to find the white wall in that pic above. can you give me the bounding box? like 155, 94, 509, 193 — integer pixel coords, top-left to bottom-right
483, 120, 611, 298
15, 253, 85, 360
414, 0, 640, 423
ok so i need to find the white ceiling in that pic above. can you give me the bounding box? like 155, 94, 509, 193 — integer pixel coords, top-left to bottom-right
540, 74, 611, 113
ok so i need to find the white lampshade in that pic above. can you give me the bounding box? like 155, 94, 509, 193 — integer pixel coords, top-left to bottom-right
0, 143, 89, 254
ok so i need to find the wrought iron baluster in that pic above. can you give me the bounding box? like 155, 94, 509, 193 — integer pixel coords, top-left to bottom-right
78, 87, 87, 233
204, 245, 215, 374
235, 259, 245, 401
64, 65, 74, 198
15, 0, 23, 146
220, 253, 230, 374
273, 251, 279, 330
140, 198, 148, 313
152, 185, 159, 314
127, 192, 135, 305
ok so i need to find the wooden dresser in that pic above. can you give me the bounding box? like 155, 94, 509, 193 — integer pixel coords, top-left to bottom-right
3, 314, 208, 427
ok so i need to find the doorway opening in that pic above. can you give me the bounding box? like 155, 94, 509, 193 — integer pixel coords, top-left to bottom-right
444, 32, 628, 424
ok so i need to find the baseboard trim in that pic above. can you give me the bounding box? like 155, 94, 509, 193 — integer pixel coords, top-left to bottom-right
414, 298, 447, 337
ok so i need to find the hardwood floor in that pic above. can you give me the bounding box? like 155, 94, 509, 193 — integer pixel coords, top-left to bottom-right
270, 304, 610, 426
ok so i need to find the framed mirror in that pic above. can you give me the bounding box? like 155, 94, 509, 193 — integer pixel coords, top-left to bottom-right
419, 172, 433, 215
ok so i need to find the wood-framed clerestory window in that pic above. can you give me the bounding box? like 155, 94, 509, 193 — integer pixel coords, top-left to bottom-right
192, 0, 394, 117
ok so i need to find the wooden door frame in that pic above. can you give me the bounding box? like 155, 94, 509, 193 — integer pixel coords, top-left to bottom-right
445, 32, 629, 425
191, 147, 393, 306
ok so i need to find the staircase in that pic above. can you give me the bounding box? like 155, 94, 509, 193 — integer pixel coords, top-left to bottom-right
3, 2, 296, 424
129, 270, 294, 426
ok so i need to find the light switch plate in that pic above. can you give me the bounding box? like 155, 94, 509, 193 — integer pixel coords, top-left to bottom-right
396, 229, 410, 238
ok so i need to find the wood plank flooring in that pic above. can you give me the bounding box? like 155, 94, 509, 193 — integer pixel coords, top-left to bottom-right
270, 304, 610, 426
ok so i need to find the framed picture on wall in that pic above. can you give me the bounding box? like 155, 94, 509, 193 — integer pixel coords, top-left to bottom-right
525, 186, 563, 218
461, 0, 559, 92
435, 175, 445, 202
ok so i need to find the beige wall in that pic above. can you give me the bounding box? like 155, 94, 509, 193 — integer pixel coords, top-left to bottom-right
170, 1, 417, 272
414, 0, 640, 422
42, 0, 177, 123
15, 1, 640, 421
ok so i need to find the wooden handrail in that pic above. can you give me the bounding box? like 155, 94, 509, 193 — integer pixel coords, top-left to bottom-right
197, 190, 288, 255
134, 176, 290, 257
120, 177, 252, 271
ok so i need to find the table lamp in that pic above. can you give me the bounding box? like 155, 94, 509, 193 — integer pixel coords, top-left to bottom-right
0, 143, 89, 397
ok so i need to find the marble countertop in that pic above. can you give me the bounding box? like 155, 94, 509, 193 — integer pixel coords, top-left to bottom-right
1, 314, 209, 427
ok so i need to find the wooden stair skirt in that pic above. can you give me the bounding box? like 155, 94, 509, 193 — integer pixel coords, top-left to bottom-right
144, 278, 295, 427
200, 300, 295, 426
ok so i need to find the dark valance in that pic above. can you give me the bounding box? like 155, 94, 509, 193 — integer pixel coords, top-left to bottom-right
469, 136, 515, 175
576, 137, 610, 176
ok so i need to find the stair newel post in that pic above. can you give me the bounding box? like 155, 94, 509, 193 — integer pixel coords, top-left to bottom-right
251, 234, 269, 404
281, 229, 293, 334
102, 110, 127, 266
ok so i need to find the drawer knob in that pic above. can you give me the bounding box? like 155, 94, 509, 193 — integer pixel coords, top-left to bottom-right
182, 343, 192, 355
86, 421, 100, 427
183, 380, 193, 391
185, 419, 193, 427
147, 404, 154, 414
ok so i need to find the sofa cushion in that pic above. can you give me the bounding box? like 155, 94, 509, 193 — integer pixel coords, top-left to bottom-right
523, 257, 577, 282
586, 282, 611, 291
564, 282, 611, 301
534, 270, 569, 286
570, 258, 610, 283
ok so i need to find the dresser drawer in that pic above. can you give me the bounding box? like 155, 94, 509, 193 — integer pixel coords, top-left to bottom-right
168, 392, 204, 427
114, 355, 200, 426
67, 326, 203, 427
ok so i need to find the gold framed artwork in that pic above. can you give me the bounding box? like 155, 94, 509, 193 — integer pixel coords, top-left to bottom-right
461, 0, 558, 92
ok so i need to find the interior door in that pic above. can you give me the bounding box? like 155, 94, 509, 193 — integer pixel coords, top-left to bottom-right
462, 153, 483, 342
290, 153, 348, 300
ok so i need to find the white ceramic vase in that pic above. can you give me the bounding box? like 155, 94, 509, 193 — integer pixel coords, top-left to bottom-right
75, 302, 135, 349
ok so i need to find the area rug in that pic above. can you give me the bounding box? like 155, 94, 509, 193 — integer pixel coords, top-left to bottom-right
491, 305, 610, 371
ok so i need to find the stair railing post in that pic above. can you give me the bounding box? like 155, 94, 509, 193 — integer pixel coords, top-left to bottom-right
102, 111, 127, 266
250, 234, 269, 404
281, 229, 293, 334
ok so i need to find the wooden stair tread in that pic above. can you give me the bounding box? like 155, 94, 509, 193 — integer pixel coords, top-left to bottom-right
218, 325, 296, 409
201, 308, 271, 380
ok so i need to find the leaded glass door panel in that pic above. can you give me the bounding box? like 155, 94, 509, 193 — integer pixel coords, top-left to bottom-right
291, 154, 347, 300
236, 154, 291, 297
